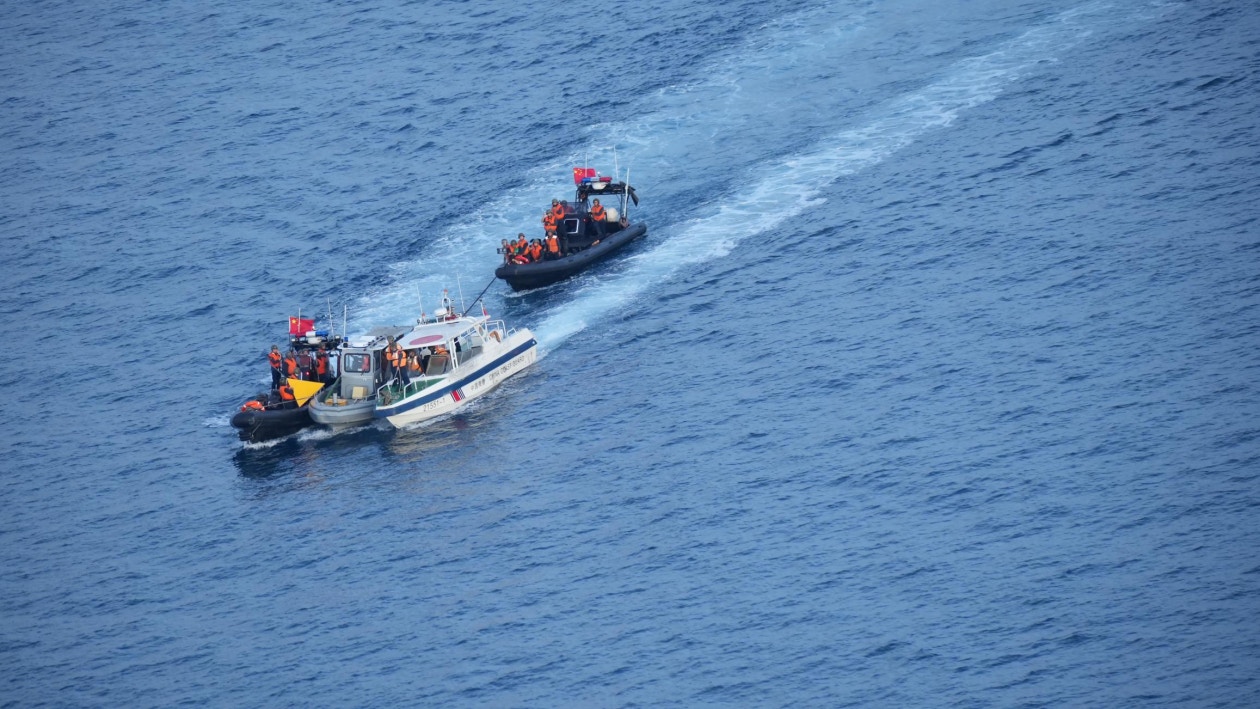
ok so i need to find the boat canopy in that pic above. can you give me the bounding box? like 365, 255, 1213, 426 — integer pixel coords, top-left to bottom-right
576, 180, 638, 205
399, 317, 478, 349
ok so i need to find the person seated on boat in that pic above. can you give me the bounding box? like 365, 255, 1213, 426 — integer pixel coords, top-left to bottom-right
278, 377, 296, 407
409, 351, 425, 377
545, 233, 561, 260
527, 239, 544, 262
515, 238, 535, 263
384, 338, 411, 387
268, 345, 283, 388
240, 396, 266, 412
430, 344, 449, 372
500, 238, 513, 264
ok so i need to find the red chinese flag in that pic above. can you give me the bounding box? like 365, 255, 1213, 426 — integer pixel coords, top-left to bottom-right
572, 167, 596, 185
288, 316, 315, 335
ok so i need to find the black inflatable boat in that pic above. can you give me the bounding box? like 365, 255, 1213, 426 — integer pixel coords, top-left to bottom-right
231, 398, 312, 443
495, 171, 646, 291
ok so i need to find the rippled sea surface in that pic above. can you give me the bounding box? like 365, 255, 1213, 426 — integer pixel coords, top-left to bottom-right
3, 0, 1259, 705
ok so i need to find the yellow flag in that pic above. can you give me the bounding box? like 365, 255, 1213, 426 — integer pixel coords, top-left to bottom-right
289, 378, 325, 407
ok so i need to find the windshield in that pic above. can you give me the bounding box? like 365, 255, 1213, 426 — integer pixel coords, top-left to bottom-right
342, 352, 372, 373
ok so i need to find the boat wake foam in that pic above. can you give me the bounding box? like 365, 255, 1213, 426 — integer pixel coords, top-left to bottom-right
356, 2, 1146, 352
532, 2, 1122, 349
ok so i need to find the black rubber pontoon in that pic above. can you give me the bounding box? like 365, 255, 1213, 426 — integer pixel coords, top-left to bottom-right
495, 222, 647, 290
495, 177, 646, 291
230, 403, 312, 443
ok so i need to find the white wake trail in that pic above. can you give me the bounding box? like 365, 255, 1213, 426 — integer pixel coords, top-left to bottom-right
532, 4, 1113, 349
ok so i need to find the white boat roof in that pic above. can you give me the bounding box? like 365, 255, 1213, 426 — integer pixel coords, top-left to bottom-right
398, 315, 481, 349
346, 324, 411, 349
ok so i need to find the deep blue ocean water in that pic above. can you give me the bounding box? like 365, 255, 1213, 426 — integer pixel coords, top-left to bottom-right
3, 0, 1259, 705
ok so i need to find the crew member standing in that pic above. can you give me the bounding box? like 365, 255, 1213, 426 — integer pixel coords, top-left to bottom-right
283, 349, 299, 379
384, 338, 411, 387
296, 348, 314, 380
314, 345, 330, 384
589, 198, 607, 236
268, 345, 283, 388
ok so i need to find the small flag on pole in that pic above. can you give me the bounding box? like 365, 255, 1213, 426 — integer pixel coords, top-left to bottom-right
572, 166, 596, 185
289, 316, 315, 335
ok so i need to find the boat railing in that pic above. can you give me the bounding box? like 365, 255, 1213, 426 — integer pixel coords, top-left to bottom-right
375, 354, 452, 404
378, 376, 442, 404
483, 319, 516, 340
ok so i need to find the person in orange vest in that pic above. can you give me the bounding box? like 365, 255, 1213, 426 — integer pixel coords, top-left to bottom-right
283, 349, 298, 378
268, 344, 283, 388
314, 346, 330, 383
384, 338, 411, 387
545, 233, 561, 259
551, 199, 567, 220
527, 240, 543, 262
589, 198, 607, 236
542, 210, 557, 236
278, 377, 295, 406
240, 396, 266, 412
500, 238, 513, 264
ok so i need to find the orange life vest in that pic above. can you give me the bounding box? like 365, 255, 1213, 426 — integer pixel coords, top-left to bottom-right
552, 203, 566, 219
528, 242, 543, 260
385, 346, 408, 369
279, 385, 294, 401
515, 236, 529, 253
590, 203, 606, 221
315, 351, 328, 376
546, 235, 560, 254
268, 351, 282, 369
283, 354, 297, 376
241, 399, 265, 411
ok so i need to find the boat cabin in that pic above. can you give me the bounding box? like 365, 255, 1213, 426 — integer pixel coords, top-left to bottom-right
335, 325, 411, 400
558, 179, 638, 252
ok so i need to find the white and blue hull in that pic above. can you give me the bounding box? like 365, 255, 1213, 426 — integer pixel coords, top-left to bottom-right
374, 329, 537, 428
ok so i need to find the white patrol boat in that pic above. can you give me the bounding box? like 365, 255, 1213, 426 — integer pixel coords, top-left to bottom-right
371, 293, 537, 428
